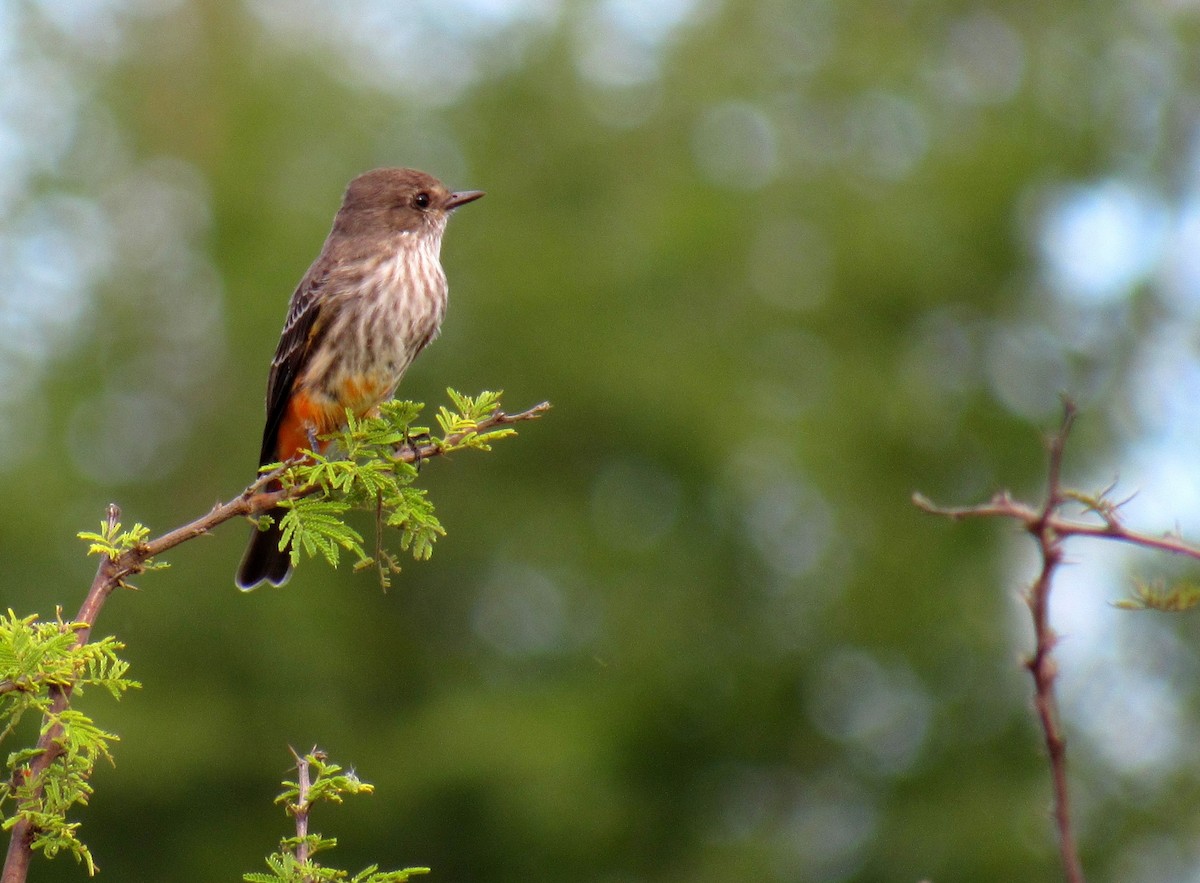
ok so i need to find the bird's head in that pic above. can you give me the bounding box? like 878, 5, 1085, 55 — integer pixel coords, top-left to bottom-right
334, 168, 484, 239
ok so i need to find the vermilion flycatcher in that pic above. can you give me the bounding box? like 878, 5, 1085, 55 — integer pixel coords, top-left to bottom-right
236, 168, 483, 590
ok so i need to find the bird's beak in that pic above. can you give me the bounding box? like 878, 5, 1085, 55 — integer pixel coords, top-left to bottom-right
445, 189, 485, 210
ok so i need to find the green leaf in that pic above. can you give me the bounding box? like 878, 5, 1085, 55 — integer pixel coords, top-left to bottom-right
76, 521, 151, 561
1115, 579, 1200, 612
255, 752, 429, 882
0, 610, 137, 867
263, 391, 525, 585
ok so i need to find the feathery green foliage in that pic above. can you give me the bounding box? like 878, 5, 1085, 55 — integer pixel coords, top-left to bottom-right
76, 521, 151, 561
270, 390, 519, 587
0, 610, 138, 874
0, 388, 531, 879
76, 519, 167, 584
244, 751, 430, 883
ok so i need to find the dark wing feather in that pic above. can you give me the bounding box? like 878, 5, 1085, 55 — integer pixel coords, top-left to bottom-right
257, 255, 334, 466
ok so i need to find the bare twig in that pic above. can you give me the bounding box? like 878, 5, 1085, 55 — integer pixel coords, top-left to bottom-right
916, 402, 1089, 883
1, 401, 549, 883
1026, 404, 1085, 883
912, 493, 1200, 561
915, 402, 1200, 879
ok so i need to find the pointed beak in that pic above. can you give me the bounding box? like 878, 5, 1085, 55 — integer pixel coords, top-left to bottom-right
445, 189, 485, 210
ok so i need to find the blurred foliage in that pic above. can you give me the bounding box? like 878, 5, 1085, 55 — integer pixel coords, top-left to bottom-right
5, 0, 1200, 881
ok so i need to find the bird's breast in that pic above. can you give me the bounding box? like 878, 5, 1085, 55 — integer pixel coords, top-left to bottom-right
301, 239, 448, 407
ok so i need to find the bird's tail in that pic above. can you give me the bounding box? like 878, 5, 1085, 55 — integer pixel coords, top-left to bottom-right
236, 507, 292, 590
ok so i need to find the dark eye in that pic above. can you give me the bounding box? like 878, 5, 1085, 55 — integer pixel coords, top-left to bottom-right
413, 192, 431, 209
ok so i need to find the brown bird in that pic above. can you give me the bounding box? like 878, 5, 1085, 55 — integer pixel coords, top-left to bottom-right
236, 168, 483, 590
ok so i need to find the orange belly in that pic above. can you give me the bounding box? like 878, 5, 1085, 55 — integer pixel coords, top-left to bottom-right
274, 375, 392, 462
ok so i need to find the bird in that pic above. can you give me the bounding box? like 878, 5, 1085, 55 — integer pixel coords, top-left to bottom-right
236, 167, 484, 590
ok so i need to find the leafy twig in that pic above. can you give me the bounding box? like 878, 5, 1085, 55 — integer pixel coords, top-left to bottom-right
1, 394, 548, 883
244, 749, 428, 883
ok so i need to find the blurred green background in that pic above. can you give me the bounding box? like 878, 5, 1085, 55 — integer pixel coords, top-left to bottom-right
5, 0, 1200, 880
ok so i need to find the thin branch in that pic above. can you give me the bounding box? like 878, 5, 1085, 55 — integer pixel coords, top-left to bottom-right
119, 402, 551, 581
1038, 520, 1200, 560
911, 490, 1039, 523
0, 680, 35, 698
911, 495, 1200, 562
915, 402, 1200, 877
1, 401, 549, 883
1, 504, 121, 883
289, 746, 318, 879
915, 402, 1087, 883
1025, 404, 1085, 883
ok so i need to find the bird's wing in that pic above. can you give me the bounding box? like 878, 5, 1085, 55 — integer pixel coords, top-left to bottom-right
257, 255, 334, 466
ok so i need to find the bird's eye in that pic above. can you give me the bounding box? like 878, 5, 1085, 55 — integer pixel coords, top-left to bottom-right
413, 192, 431, 209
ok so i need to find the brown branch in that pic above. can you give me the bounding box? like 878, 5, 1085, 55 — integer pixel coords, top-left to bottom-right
1, 504, 122, 883
289, 746, 319, 880
0, 680, 37, 698
1, 401, 549, 883
1026, 403, 1085, 883
912, 493, 1200, 562
915, 401, 1086, 883
137, 401, 550, 569
915, 400, 1200, 877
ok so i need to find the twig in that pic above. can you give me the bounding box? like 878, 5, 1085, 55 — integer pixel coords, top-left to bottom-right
1, 401, 549, 883
915, 401, 1200, 877
1027, 404, 1085, 883
0, 680, 35, 698
916, 401, 1088, 883
289, 746, 319, 880
913, 490, 1200, 561
399, 400, 552, 461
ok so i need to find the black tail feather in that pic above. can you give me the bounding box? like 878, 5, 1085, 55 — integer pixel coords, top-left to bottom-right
236, 507, 292, 590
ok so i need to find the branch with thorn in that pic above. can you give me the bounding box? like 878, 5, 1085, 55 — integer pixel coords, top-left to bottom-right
288, 747, 318, 873
2, 398, 548, 883
914, 400, 1200, 883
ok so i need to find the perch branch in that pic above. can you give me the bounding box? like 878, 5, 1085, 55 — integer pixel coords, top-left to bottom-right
2, 401, 549, 883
